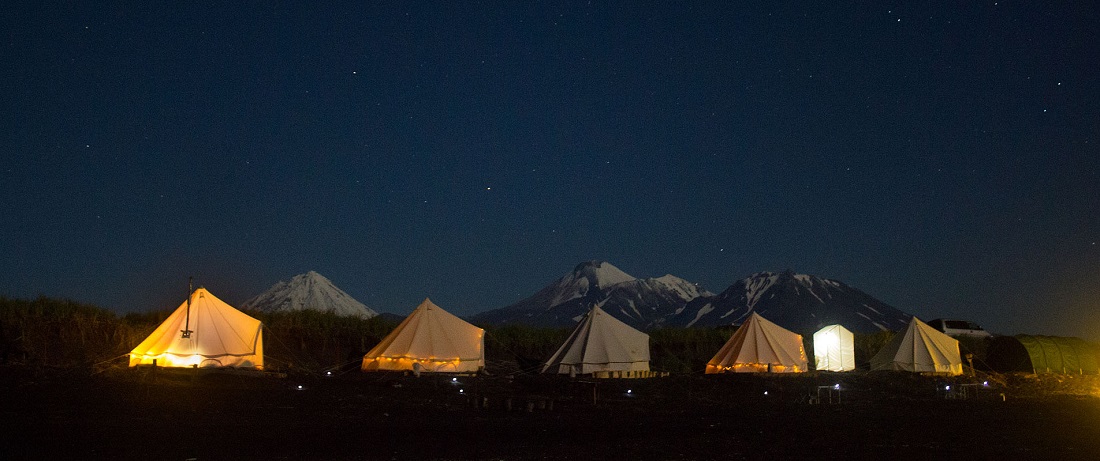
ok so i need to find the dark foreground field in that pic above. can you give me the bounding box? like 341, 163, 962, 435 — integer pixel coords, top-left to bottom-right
3, 366, 1100, 460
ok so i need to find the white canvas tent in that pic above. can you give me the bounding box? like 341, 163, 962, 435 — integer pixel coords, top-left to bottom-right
813, 324, 855, 372
361, 298, 485, 373
129, 287, 264, 369
706, 312, 808, 373
871, 317, 963, 375
543, 305, 650, 377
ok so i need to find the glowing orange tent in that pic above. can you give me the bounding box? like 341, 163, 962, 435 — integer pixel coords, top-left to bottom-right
362, 298, 484, 373
706, 312, 808, 373
129, 287, 263, 369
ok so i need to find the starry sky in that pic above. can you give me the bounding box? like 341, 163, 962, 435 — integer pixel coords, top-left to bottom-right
3, 2, 1098, 339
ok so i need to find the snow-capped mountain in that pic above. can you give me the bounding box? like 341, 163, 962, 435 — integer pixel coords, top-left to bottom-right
667, 270, 911, 334
470, 261, 711, 329
241, 271, 378, 319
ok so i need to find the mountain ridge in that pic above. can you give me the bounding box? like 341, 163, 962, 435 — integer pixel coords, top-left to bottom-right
667, 270, 912, 334
470, 260, 710, 329
472, 263, 912, 334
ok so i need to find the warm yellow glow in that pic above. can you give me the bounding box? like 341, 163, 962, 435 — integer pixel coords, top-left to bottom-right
127, 288, 264, 370
705, 361, 803, 374
128, 353, 203, 368
365, 355, 478, 371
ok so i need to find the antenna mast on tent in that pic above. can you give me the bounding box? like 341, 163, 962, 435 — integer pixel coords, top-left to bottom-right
180, 276, 194, 339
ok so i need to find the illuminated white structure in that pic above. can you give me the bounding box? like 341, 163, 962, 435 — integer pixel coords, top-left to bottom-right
362, 298, 485, 373
813, 324, 855, 371
871, 317, 963, 375
543, 305, 650, 377
129, 287, 263, 369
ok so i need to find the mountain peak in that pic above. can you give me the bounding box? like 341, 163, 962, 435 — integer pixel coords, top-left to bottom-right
242, 271, 378, 319
570, 260, 635, 289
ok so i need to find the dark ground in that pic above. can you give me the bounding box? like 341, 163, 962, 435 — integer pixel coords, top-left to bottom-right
2, 366, 1100, 460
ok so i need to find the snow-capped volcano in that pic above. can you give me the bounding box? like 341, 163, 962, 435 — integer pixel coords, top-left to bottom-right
470, 261, 711, 329
668, 270, 911, 334
241, 271, 378, 319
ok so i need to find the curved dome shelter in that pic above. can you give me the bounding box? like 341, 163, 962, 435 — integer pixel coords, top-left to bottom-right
988, 335, 1099, 375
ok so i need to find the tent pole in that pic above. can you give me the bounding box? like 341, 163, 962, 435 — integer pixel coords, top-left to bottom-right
181, 276, 194, 339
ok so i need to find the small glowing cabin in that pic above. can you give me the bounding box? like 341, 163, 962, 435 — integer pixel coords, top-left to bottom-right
361, 298, 485, 374
129, 287, 264, 369
813, 324, 855, 372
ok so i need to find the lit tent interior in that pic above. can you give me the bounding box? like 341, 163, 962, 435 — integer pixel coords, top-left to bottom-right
361, 298, 485, 373
870, 317, 963, 375
543, 304, 651, 378
813, 324, 855, 372
129, 287, 264, 369
706, 312, 808, 373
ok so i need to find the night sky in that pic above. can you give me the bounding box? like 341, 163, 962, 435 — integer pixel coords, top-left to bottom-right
3, 2, 1098, 339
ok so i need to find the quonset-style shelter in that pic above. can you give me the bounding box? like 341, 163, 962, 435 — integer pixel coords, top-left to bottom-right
129, 287, 264, 369
361, 298, 485, 374
987, 335, 1100, 375
706, 312, 808, 373
813, 324, 855, 372
871, 317, 962, 375
543, 305, 650, 378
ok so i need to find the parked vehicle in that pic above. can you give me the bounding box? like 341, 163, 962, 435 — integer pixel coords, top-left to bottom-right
927, 319, 993, 338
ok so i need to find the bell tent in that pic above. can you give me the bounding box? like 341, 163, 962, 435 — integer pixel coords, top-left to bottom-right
361, 298, 485, 374
706, 312, 808, 373
871, 317, 963, 375
813, 324, 855, 372
543, 305, 650, 378
129, 287, 264, 369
